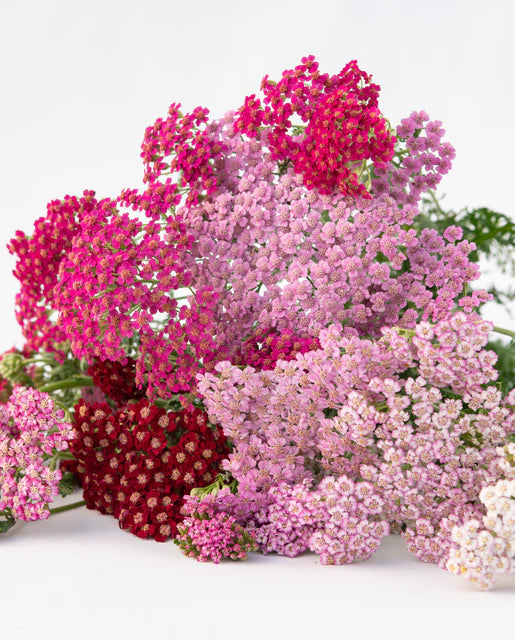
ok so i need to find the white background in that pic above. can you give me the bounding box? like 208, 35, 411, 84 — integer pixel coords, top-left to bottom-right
0, 1, 514, 637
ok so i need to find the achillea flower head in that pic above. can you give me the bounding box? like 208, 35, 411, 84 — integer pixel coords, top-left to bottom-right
199, 314, 513, 569
446, 443, 515, 590
141, 103, 226, 207
7, 190, 98, 357
0, 386, 75, 521
175, 501, 256, 563
70, 399, 229, 541
235, 56, 395, 198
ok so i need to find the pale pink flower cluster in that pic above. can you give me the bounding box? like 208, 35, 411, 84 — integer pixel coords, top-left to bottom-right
309, 476, 390, 565
197, 324, 406, 493
0, 387, 75, 521
198, 313, 514, 570
181, 114, 486, 354
446, 443, 515, 590
249, 480, 322, 557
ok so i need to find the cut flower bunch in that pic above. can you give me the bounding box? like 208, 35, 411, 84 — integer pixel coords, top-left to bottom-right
1, 56, 514, 592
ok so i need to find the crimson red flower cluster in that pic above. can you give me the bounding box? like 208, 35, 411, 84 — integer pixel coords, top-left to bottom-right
88, 358, 145, 406
70, 399, 229, 541
235, 56, 395, 198
234, 328, 321, 370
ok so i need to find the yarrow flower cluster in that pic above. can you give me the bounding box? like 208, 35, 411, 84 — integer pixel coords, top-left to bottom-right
235, 56, 395, 197
7, 191, 98, 356
141, 103, 226, 206
54, 196, 220, 397
250, 476, 390, 564
3, 56, 513, 592
174, 501, 256, 562
69, 399, 229, 540
183, 475, 389, 564
198, 313, 513, 570
0, 387, 74, 522
372, 111, 456, 207
446, 442, 515, 590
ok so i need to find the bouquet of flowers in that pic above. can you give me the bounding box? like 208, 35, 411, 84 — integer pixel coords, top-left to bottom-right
1, 56, 513, 591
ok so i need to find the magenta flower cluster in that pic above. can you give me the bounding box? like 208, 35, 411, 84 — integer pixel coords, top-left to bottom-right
0, 387, 75, 521
54, 197, 219, 396
235, 56, 395, 198
7, 191, 97, 356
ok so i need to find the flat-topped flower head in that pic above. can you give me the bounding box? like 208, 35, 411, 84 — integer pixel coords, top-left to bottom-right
0, 387, 74, 521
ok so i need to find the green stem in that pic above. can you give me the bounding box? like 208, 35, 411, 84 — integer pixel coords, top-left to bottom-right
49, 500, 86, 515
428, 189, 445, 216
38, 376, 94, 393
493, 325, 515, 339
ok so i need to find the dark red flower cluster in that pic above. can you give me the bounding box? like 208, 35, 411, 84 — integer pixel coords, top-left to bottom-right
70, 398, 229, 541
235, 56, 395, 198
234, 328, 321, 370
140, 103, 226, 206
7, 190, 98, 355
88, 358, 145, 405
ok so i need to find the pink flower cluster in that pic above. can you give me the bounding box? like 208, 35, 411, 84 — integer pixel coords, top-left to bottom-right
181, 116, 485, 347
251, 476, 389, 564
235, 56, 395, 198
308, 476, 390, 565
198, 326, 399, 493
198, 313, 513, 569
181, 476, 389, 564
0, 387, 75, 521
249, 480, 321, 557
174, 500, 256, 563
372, 111, 456, 207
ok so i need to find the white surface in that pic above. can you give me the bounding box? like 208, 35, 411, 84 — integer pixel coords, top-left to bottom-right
1, 494, 513, 640
0, 1, 514, 636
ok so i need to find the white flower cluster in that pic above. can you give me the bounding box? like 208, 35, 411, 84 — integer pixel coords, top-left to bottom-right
446, 443, 515, 590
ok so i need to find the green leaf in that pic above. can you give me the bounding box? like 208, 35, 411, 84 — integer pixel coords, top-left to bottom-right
321, 210, 331, 224
58, 471, 78, 497
0, 518, 15, 534
487, 339, 515, 394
